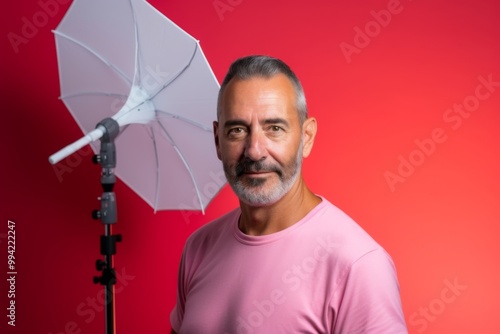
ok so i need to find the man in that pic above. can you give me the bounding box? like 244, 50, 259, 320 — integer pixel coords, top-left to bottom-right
170, 55, 407, 333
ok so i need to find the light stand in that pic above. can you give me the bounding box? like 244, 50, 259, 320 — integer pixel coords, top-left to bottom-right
91, 118, 121, 334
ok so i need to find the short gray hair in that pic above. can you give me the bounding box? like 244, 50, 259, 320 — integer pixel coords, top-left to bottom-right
217, 55, 308, 124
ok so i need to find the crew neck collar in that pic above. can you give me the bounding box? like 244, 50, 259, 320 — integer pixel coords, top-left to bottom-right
232, 196, 326, 246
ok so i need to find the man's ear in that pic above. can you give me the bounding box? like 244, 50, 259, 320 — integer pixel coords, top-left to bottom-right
301, 117, 317, 158
213, 121, 222, 160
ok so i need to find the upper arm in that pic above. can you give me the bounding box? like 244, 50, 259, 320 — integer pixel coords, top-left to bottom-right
170, 248, 188, 334
333, 249, 408, 333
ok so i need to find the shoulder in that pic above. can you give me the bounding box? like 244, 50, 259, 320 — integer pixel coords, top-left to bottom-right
313, 200, 406, 331
183, 207, 240, 254
311, 197, 388, 266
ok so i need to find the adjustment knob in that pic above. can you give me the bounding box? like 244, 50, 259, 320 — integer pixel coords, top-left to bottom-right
95, 259, 106, 271
92, 210, 101, 220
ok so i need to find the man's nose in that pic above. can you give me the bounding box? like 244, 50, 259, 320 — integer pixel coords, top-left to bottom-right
244, 130, 267, 161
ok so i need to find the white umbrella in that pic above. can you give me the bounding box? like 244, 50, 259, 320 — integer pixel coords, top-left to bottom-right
49, 0, 225, 213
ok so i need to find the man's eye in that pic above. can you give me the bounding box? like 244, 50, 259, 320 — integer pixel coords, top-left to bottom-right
268, 125, 284, 133
228, 127, 245, 136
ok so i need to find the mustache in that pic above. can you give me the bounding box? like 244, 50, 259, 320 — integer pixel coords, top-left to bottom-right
235, 159, 282, 177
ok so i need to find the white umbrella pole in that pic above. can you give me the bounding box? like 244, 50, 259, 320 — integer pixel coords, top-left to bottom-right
48, 127, 105, 164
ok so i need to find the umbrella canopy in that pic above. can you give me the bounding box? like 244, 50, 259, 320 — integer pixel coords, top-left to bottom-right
49, 0, 225, 212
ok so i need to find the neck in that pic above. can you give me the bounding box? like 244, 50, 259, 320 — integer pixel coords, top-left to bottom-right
238, 177, 321, 236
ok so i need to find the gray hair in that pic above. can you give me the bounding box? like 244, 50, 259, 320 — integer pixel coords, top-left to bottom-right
217, 55, 308, 124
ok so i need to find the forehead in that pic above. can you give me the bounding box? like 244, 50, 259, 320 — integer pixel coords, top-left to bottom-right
219, 74, 298, 121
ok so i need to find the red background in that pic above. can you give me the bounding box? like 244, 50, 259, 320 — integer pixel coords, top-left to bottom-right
2, 0, 500, 333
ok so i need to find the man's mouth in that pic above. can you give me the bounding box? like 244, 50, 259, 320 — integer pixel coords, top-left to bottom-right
243, 171, 273, 176
235, 159, 282, 178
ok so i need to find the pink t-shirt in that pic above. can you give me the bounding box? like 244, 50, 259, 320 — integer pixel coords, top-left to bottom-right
171, 198, 407, 333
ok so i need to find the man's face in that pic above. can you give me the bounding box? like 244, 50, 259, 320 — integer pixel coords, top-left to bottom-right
214, 74, 304, 206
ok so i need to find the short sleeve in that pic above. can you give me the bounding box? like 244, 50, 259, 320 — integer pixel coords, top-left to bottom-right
170, 251, 187, 332
332, 249, 408, 334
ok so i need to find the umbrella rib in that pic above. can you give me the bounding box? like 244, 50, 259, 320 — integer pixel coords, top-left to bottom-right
128, 0, 143, 85
148, 42, 199, 100
60, 92, 127, 100
157, 120, 205, 213
155, 109, 212, 132
150, 126, 161, 213
54, 30, 132, 86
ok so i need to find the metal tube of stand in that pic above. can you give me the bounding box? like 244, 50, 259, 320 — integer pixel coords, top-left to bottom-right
104, 224, 115, 334
91, 118, 121, 334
